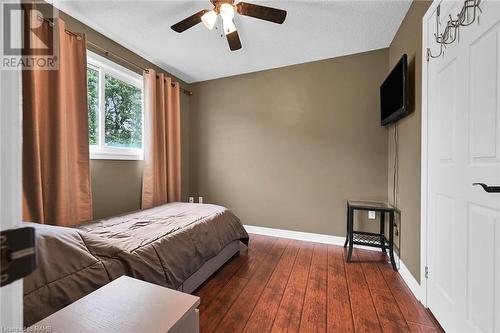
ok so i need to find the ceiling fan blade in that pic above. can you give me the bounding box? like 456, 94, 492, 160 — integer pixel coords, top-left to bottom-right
171, 9, 208, 33
236, 2, 286, 24
226, 30, 242, 51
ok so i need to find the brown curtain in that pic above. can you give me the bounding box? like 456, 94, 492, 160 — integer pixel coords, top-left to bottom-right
22, 16, 93, 226
142, 69, 181, 209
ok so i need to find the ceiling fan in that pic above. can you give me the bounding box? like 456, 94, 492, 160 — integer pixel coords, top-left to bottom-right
171, 0, 287, 51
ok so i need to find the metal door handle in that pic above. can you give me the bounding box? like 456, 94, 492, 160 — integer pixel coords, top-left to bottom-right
472, 183, 500, 193
0, 227, 36, 286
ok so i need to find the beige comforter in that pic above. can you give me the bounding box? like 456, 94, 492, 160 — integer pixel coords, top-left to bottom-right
23, 203, 248, 326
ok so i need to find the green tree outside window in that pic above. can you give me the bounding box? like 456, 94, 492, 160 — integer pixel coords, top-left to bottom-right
86, 68, 142, 149
104, 74, 142, 148
87, 67, 99, 145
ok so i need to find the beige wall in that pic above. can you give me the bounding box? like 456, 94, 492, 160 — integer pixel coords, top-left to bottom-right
46, 2, 430, 278
189, 49, 389, 236
90, 160, 143, 218
46, 6, 193, 219
387, 0, 431, 282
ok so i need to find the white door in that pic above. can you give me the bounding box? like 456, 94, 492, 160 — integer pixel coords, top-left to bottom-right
426, 0, 500, 332
0, 0, 23, 328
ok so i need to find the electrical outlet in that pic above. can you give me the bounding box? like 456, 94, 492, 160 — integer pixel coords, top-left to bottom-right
198, 196, 204, 204
188, 197, 194, 203
393, 215, 401, 250
368, 210, 376, 220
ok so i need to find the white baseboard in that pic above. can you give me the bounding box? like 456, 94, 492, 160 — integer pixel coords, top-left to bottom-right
244, 224, 346, 245
244, 224, 423, 302
393, 251, 423, 301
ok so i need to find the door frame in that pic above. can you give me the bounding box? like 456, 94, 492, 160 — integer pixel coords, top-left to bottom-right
420, 0, 442, 308
0, 0, 23, 327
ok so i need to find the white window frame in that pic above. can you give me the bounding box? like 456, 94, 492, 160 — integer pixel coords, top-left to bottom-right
87, 50, 144, 160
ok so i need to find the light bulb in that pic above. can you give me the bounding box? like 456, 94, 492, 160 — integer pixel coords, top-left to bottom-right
201, 10, 217, 30
219, 3, 235, 21
223, 19, 236, 35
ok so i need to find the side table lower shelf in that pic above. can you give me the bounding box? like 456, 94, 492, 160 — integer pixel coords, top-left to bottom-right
344, 200, 398, 271
351, 231, 390, 249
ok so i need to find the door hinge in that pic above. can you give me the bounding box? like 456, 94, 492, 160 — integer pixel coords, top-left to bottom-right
425, 266, 429, 279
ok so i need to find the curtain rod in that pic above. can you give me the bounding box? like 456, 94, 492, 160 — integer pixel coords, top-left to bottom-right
39, 16, 193, 96
86, 41, 193, 96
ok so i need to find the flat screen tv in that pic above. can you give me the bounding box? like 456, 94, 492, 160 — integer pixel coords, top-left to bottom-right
380, 54, 409, 126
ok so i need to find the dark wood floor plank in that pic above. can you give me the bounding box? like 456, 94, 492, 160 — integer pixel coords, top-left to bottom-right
358, 249, 410, 333
242, 240, 300, 333
271, 242, 314, 333
408, 322, 440, 333
370, 288, 411, 333
195, 253, 247, 310
375, 251, 435, 328
356, 249, 390, 291
215, 236, 287, 332
299, 243, 328, 332
327, 245, 354, 333
199, 275, 249, 333
267, 237, 291, 258
345, 249, 383, 333
196, 234, 273, 310
249, 233, 278, 253
236, 235, 278, 279
195, 236, 442, 333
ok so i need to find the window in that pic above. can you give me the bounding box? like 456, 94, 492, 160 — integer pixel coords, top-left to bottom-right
87, 51, 143, 160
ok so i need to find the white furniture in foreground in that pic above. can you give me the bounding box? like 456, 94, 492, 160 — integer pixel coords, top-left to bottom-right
29, 275, 200, 333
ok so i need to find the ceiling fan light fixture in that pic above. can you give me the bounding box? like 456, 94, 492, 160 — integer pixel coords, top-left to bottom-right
171, 1, 287, 51
201, 10, 217, 30
219, 3, 235, 21
223, 19, 237, 35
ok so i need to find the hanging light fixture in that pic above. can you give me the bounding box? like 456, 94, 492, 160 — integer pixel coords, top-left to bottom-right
201, 10, 217, 30
223, 20, 236, 35
219, 3, 235, 21
171, 0, 287, 51
219, 3, 236, 35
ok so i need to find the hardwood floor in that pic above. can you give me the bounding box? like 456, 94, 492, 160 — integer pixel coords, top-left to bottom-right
194, 234, 442, 333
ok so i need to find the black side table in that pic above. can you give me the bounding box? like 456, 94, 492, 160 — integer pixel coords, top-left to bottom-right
343, 200, 398, 271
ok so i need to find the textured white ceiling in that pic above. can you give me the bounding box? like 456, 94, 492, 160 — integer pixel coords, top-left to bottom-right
53, 1, 411, 83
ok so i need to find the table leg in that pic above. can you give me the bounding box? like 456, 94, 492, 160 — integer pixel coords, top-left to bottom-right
344, 202, 349, 248
347, 207, 354, 262
389, 211, 397, 271
380, 212, 386, 253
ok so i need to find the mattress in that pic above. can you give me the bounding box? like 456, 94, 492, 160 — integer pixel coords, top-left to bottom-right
23, 202, 248, 326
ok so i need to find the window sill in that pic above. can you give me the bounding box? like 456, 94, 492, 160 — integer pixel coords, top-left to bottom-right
90, 153, 143, 161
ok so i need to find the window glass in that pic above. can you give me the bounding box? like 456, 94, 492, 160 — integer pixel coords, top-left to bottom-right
86, 51, 143, 160
87, 67, 99, 146
104, 74, 142, 149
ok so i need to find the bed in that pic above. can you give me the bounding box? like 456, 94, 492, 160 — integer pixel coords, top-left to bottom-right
23, 202, 249, 326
